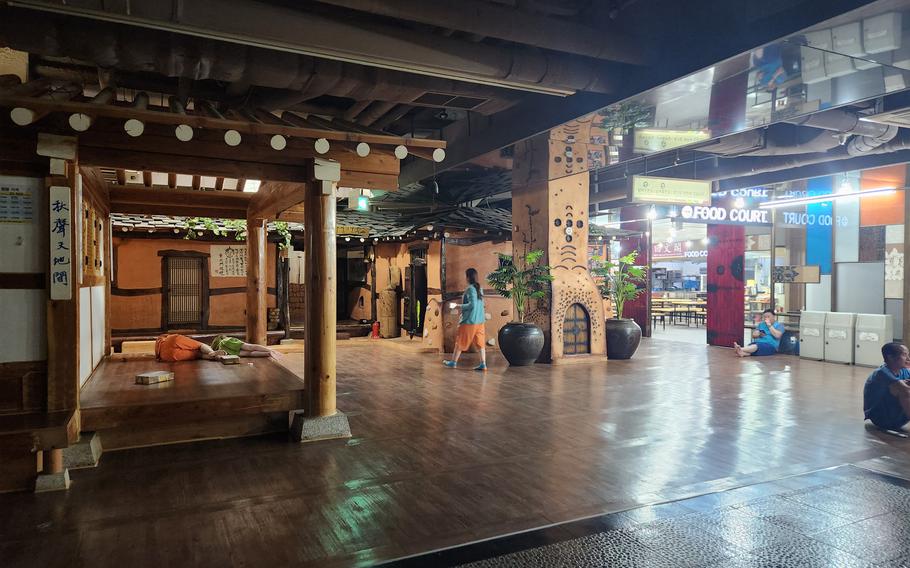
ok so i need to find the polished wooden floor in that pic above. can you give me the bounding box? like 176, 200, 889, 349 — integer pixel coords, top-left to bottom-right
2, 338, 909, 567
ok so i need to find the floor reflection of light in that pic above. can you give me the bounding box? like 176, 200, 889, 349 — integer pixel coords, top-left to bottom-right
627, 365, 712, 497
732, 363, 793, 471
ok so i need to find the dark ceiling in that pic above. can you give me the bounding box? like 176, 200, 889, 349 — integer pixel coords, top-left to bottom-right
0, 0, 881, 205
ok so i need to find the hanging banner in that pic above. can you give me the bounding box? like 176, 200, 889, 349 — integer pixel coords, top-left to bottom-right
630, 175, 712, 206
210, 245, 247, 277
49, 186, 72, 300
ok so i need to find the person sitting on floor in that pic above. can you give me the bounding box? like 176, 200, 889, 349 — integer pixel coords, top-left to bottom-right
734, 309, 785, 357
155, 333, 223, 362
863, 342, 910, 433
211, 335, 281, 359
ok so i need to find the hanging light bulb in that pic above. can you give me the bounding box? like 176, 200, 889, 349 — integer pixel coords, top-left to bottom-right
734, 197, 745, 208
647, 206, 658, 220
702, 236, 710, 246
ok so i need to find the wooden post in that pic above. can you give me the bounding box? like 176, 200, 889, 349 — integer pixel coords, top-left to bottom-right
44, 449, 63, 474
304, 171, 338, 417
246, 218, 268, 345
46, 161, 80, 412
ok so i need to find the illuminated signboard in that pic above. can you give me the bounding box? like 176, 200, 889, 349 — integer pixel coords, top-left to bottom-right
631, 175, 712, 206
633, 128, 712, 153
678, 204, 771, 226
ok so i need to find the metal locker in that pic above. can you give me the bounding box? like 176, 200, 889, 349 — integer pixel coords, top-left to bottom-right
824, 312, 857, 364
854, 314, 894, 367
799, 311, 827, 361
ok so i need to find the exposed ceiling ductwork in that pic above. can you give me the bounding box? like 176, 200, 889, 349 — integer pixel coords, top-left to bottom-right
592, 106, 910, 202
310, 0, 646, 62
4, 0, 626, 95
0, 9, 525, 116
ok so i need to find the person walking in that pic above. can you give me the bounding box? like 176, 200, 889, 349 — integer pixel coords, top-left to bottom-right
443, 268, 488, 371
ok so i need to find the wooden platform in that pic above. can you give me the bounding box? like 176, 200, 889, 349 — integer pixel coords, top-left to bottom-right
79, 356, 305, 450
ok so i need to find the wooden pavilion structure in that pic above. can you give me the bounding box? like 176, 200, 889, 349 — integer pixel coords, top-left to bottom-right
0, 79, 444, 491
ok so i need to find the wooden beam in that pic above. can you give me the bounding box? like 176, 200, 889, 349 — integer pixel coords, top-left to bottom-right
109, 186, 251, 219
247, 181, 308, 219
167, 173, 177, 188
246, 218, 268, 346
75, 121, 401, 176
192, 175, 201, 190
142, 170, 152, 187
79, 146, 311, 183
0, 94, 446, 148
340, 171, 399, 191
215, 176, 225, 190
115, 169, 126, 186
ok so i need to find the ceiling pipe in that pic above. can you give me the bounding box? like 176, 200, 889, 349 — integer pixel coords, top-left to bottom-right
591, 127, 910, 204
785, 108, 893, 138
4, 1, 621, 95
311, 0, 645, 63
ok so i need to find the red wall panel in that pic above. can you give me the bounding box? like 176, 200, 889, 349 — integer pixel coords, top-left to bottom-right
706, 224, 745, 347
619, 206, 651, 337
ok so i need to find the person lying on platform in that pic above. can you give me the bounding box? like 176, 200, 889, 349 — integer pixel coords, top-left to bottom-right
733, 309, 785, 357
211, 334, 282, 359
155, 333, 224, 362
863, 342, 910, 434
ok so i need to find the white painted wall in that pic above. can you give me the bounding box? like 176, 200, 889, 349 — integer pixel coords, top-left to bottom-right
0, 290, 46, 363
0, 176, 47, 363
79, 287, 92, 385
805, 274, 832, 312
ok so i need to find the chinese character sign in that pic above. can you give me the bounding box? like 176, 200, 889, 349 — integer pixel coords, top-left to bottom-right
49, 186, 72, 300
210, 245, 248, 277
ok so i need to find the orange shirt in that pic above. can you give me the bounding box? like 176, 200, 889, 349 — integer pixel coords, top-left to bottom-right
155, 334, 203, 361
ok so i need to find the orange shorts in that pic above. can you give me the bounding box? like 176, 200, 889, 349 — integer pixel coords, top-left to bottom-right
456, 324, 486, 351
155, 334, 203, 361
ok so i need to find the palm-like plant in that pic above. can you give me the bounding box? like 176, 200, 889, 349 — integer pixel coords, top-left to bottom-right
487, 250, 554, 323
591, 251, 648, 319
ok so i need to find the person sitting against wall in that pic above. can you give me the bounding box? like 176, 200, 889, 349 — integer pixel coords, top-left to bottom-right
734, 309, 785, 357
211, 335, 282, 359
863, 342, 910, 434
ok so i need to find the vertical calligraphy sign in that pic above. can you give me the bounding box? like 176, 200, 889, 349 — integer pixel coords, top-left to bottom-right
49, 186, 72, 300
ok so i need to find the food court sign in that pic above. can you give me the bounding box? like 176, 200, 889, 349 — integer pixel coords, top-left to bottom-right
678, 203, 771, 226
630, 175, 712, 206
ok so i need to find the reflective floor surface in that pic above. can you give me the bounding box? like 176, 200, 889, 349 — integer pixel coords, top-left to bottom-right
2, 337, 909, 567
387, 466, 910, 568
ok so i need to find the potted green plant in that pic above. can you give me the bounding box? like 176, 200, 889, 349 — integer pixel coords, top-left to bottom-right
592, 250, 648, 359
487, 250, 554, 366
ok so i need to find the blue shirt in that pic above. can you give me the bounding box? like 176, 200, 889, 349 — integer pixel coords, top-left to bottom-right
460, 286, 485, 325
755, 321, 785, 349
864, 365, 910, 430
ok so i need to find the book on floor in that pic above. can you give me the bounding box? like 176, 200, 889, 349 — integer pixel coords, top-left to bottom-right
135, 370, 174, 385
218, 354, 240, 365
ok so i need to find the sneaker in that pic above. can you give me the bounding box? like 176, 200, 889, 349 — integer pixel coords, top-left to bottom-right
443, 360, 457, 368
474, 363, 487, 372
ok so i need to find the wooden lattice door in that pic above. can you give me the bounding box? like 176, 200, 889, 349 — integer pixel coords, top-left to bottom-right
563, 303, 591, 355
164, 256, 205, 328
